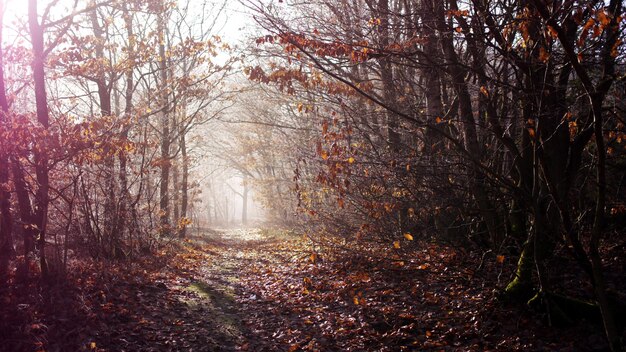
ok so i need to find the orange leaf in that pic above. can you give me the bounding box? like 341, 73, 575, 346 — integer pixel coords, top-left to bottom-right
480, 86, 489, 97
597, 9, 611, 26
496, 255, 505, 264
404, 233, 414, 241
547, 25, 558, 39
393, 241, 401, 249
538, 46, 550, 62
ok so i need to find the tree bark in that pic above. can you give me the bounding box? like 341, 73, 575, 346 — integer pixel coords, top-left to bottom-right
0, 3, 13, 283
28, 0, 51, 279
179, 131, 189, 237
90, 6, 118, 257
419, 0, 444, 152
436, 1, 500, 247
242, 176, 249, 225
157, 6, 171, 235
119, 2, 135, 252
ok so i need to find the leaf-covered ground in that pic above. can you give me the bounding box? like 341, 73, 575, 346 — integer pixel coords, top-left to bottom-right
1, 228, 622, 351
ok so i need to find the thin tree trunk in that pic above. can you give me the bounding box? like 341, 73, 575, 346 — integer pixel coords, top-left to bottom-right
437, 5, 499, 247
590, 96, 620, 351
179, 131, 189, 237
0, 3, 13, 283
420, 0, 444, 152
173, 162, 180, 224
242, 177, 248, 225
90, 6, 117, 257
119, 3, 135, 253
28, 0, 51, 279
157, 7, 171, 235
377, 0, 401, 151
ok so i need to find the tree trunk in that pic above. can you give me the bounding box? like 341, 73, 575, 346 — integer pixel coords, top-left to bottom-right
90, 7, 118, 257
420, 0, 444, 152
179, 131, 189, 237
242, 177, 249, 225
0, 3, 13, 283
437, 3, 500, 247
119, 2, 135, 252
173, 161, 180, 224
157, 7, 171, 235
28, 0, 51, 279
590, 95, 621, 351
376, 0, 401, 151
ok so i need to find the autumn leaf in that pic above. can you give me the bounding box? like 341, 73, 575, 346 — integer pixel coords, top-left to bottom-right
496, 255, 505, 264
547, 25, 558, 39
597, 9, 611, 27
479, 86, 489, 97
404, 233, 414, 241
303, 277, 312, 287
393, 241, 401, 249
538, 46, 550, 62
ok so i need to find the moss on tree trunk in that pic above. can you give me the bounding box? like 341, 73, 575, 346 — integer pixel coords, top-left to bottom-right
504, 238, 535, 300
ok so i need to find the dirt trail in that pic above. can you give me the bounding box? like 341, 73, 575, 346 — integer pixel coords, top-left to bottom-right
89, 227, 276, 352
86, 227, 612, 351
177, 228, 267, 350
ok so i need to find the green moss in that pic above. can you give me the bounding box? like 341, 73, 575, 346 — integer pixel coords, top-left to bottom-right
503, 240, 535, 301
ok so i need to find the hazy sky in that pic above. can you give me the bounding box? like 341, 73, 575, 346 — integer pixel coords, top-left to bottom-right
1, 0, 256, 46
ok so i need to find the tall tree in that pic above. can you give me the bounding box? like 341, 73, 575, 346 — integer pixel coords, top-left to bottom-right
0, 0, 13, 284
157, 1, 172, 235
28, 0, 52, 278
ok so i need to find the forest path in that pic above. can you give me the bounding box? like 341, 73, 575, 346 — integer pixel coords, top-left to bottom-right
176, 227, 268, 351
154, 227, 293, 352
79, 227, 607, 351
87, 227, 285, 351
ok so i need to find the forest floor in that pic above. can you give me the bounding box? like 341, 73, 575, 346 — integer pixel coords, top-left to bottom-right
1, 227, 623, 351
